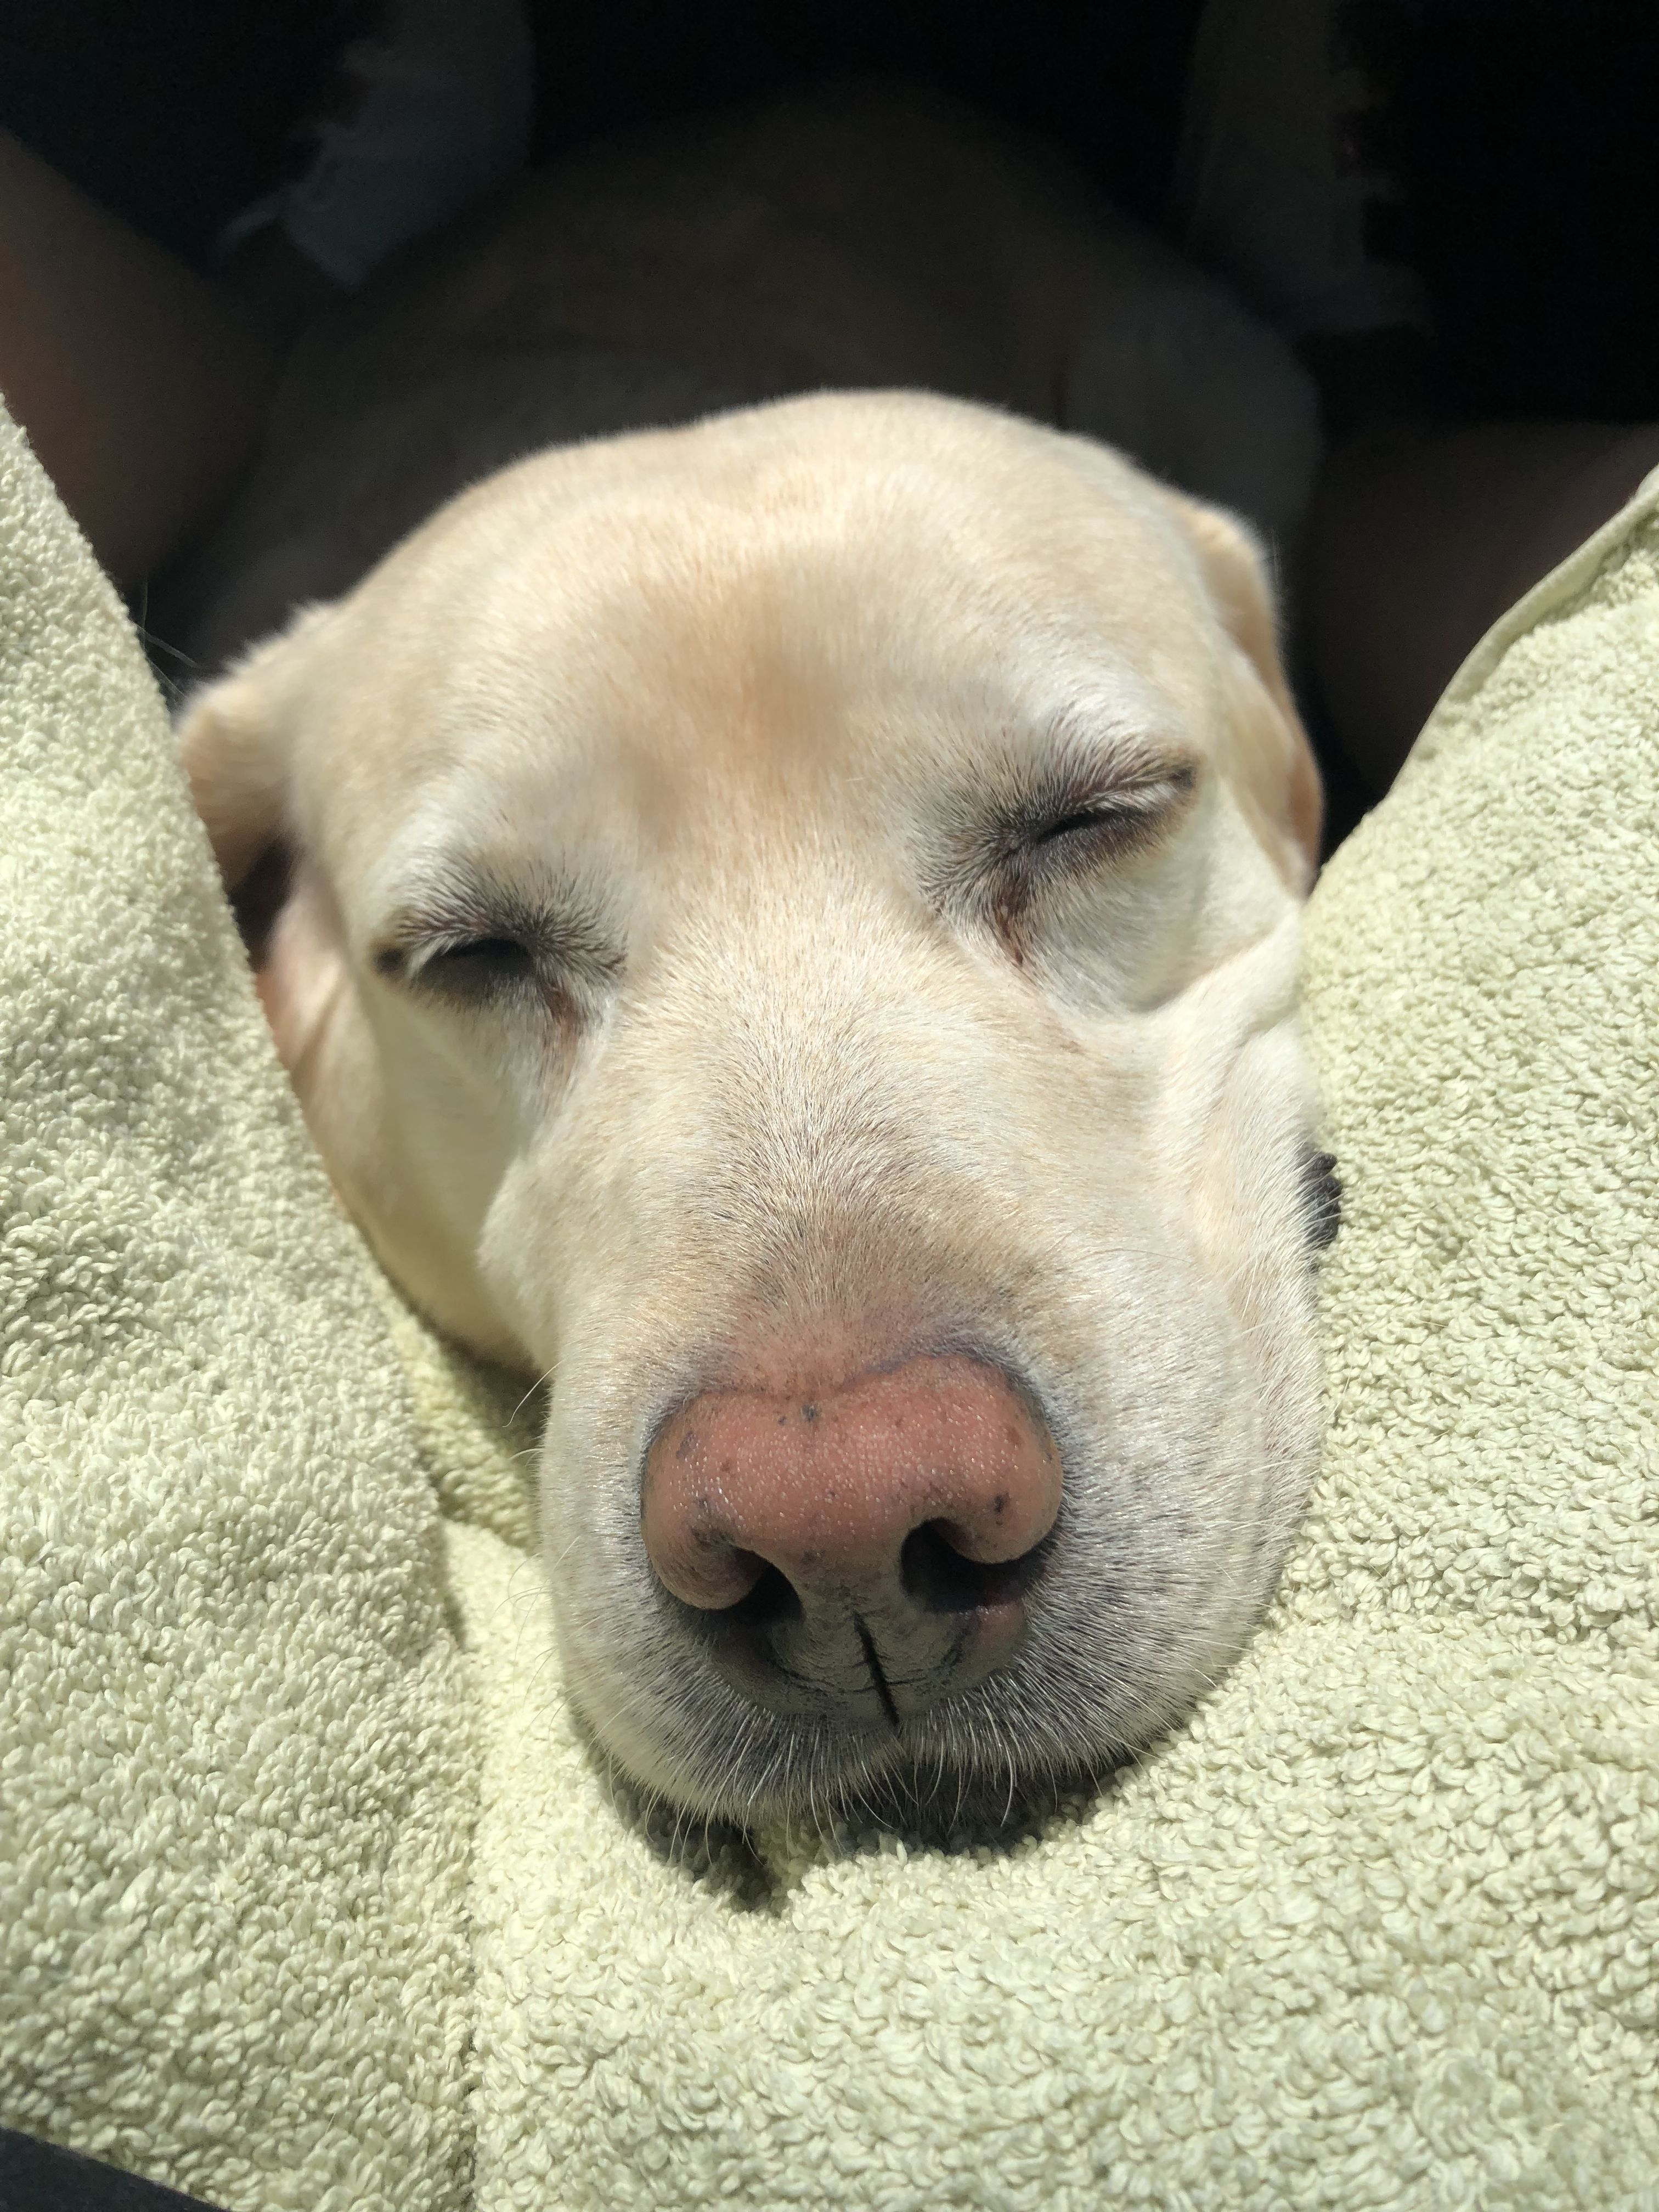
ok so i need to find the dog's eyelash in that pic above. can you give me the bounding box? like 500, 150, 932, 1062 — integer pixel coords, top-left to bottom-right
963, 763, 1198, 963
374, 933, 542, 1001
434, 936, 545, 999
426, 935, 534, 977
1024, 783, 1188, 855
371, 870, 625, 1006
1000, 764, 1198, 872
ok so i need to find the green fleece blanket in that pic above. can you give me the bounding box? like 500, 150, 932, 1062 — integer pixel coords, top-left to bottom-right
3, 399, 1656, 2210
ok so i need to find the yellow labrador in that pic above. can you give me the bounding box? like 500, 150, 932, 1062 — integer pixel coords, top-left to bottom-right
177, 87, 1331, 1824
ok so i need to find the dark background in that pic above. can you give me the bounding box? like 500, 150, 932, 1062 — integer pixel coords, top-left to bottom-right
3, 0, 1658, 422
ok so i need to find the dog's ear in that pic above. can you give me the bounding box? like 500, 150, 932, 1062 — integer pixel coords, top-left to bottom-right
174, 605, 336, 888
1160, 490, 1322, 890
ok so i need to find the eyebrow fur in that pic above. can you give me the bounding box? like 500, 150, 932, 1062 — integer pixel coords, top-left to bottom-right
371, 857, 623, 985
933, 726, 1200, 877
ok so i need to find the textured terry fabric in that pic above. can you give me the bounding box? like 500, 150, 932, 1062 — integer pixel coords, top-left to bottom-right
430, 475, 1659, 2211
3, 385, 1654, 2212
0, 410, 477, 2211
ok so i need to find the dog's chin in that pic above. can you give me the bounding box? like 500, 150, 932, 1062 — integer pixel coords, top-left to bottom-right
563, 1594, 1254, 1838
612, 1733, 1119, 1851
580, 1685, 1108, 1839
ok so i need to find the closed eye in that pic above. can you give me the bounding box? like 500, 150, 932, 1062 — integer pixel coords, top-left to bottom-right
1022, 773, 1194, 856
1003, 761, 1198, 873
422, 935, 535, 983
956, 754, 1200, 962
369, 859, 622, 1020
373, 931, 544, 1003
438, 935, 558, 1008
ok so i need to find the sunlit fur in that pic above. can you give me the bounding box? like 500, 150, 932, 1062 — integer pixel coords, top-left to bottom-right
178, 393, 1324, 1825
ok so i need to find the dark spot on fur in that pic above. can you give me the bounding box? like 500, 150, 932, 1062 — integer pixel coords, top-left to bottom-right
1303, 1149, 1344, 1250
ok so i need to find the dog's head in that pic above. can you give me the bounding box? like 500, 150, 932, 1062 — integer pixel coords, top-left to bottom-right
179, 392, 1326, 1823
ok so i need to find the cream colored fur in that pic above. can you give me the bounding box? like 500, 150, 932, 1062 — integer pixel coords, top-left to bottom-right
174, 86, 1327, 1818
178, 386, 1324, 1820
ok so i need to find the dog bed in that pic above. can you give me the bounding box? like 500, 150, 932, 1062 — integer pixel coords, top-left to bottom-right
2, 400, 1655, 2210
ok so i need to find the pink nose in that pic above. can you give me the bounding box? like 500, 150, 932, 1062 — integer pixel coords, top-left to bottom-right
641, 1354, 1062, 1723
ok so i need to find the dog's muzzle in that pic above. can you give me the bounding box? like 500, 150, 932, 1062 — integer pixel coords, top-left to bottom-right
641, 1353, 1062, 1730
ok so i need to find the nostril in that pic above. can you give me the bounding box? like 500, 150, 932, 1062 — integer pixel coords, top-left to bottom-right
689, 1561, 806, 1717
725, 1560, 802, 1631
643, 1351, 1062, 1630
900, 1519, 1053, 1616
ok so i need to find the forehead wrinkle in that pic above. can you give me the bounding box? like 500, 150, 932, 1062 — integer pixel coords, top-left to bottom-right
431, 435, 1223, 872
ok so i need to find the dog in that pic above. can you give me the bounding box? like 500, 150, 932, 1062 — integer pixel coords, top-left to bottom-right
175, 84, 1333, 1825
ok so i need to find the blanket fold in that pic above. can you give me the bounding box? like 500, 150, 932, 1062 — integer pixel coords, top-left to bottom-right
0, 409, 477, 2212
